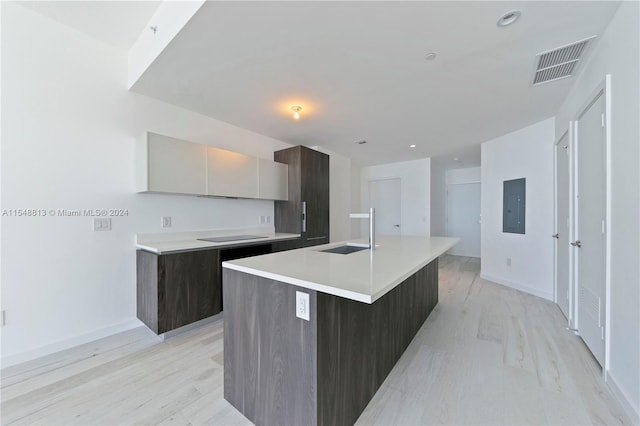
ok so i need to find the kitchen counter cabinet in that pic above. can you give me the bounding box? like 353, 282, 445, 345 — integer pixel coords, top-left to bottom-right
274, 146, 329, 247
222, 236, 457, 425
137, 248, 220, 334
136, 234, 302, 334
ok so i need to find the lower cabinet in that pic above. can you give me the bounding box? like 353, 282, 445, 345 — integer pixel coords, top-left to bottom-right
137, 249, 221, 334
270, 238, 302, 252
136, 239, 303, 334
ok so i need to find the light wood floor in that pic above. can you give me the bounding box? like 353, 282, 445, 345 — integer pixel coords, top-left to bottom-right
1, 256, 631, 425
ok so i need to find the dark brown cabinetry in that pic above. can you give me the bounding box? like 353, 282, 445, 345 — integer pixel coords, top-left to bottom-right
274, 146, 330, 247
270, 238, 302, 252
137, 249, 221, 334
137, 240, 302, 334
223, 258, 439, 426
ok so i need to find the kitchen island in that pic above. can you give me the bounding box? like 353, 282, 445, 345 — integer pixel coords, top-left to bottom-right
222, 236, 458, 426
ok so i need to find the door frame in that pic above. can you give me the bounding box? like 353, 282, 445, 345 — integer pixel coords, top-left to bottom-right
366, 177, 403, 235
572, 74, 612, 377
553, 129, 574, 325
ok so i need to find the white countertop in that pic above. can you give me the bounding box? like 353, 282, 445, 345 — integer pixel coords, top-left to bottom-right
136, 228, 300, 254
222, 236, 458, 303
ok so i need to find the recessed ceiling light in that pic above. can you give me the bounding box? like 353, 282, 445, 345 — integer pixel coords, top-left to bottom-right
410, 144, 416, 148
424, 52, 437, 61
497, 10, 521, 27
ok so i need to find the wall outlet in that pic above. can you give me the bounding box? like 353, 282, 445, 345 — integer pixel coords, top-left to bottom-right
93, 218, 111, 231
296, 291, 310, 321
259, 215, 271, 225
161, 216, 172, 228
506, 258, 512, 267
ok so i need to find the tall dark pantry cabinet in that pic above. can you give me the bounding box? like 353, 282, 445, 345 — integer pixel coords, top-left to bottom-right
274, 145, 330, 247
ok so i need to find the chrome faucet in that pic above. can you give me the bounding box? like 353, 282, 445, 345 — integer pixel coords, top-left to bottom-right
349, 207, 376, 250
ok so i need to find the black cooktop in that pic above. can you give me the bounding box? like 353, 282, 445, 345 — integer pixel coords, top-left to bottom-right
197, 235, 268, 243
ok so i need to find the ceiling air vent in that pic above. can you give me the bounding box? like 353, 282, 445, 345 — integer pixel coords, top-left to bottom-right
531, 36, 596, 86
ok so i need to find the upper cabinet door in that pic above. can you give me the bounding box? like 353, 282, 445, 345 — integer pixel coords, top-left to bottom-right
139, 132, 207, 195
258, 159, 288, 200
207, 147, 258, 198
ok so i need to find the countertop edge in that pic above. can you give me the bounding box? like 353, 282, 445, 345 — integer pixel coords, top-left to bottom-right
222, 262, 372, 303
222, 237, 458, 304
136, 233, 301, 255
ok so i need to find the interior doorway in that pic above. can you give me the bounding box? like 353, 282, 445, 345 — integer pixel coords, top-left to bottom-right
368, 178, 402, 236
446, 182, 481, 257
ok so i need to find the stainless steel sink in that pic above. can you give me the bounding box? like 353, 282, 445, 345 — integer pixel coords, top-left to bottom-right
320, 245, 369, 255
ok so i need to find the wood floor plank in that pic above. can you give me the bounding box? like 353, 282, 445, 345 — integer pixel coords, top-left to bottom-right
1, 255, 631, 426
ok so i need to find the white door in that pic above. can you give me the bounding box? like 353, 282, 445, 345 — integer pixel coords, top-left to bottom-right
555, 132, 571, 321
368, 178, 401, 236
575, 91, 606, 366
446, 183, 481, 257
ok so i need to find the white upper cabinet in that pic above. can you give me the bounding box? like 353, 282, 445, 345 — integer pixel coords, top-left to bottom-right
136, 132, 288, 200
258, 159, 288, 200
136, 132, 207, 195
207, 147, 258, 198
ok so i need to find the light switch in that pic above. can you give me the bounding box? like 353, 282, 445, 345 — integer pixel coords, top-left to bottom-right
93, 218, 111, 231
161, 216, 172, 228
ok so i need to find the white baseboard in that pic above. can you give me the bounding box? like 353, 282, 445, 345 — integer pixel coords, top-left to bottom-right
480, 273, 554, 301
606, 370, 640, 424
1, 318, 142, 368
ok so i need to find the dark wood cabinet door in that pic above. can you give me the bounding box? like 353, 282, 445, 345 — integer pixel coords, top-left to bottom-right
301, 147, 330, 246
157, 249, 221, 333
274, 147, 302, 234
270, 238, 302, 253
274, 145, 330, 247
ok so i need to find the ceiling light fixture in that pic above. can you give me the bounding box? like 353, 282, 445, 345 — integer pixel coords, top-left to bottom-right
497, 10, 521, 27
357, 140, 367, 145
291, 105, 302, 120
424, 53, 437, 61
410, 144, 416, 148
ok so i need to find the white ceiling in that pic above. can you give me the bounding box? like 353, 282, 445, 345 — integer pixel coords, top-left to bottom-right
129, 1, 620, 166
431, 145, 482, 171
18, 1, 161, 50
25, 1, 621, 166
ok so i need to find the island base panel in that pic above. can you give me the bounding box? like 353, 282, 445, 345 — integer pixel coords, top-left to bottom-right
223, 258, 438, 426
223, 269, 318, 426
317, 258, 438, 426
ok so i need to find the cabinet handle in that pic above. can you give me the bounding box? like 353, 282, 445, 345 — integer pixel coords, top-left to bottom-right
302, 201, 307, 233
570, 240, 582, 248
306, 236, 327, 241
552, 233, 559, 239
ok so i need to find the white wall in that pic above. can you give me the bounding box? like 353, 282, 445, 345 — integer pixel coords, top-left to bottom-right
1, 3, 292, 365
360, 159, 431, 236
480, 118, 555, 301
446, 167, 481, 185
313, 146, 352, 243
555, 1, 640, 419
